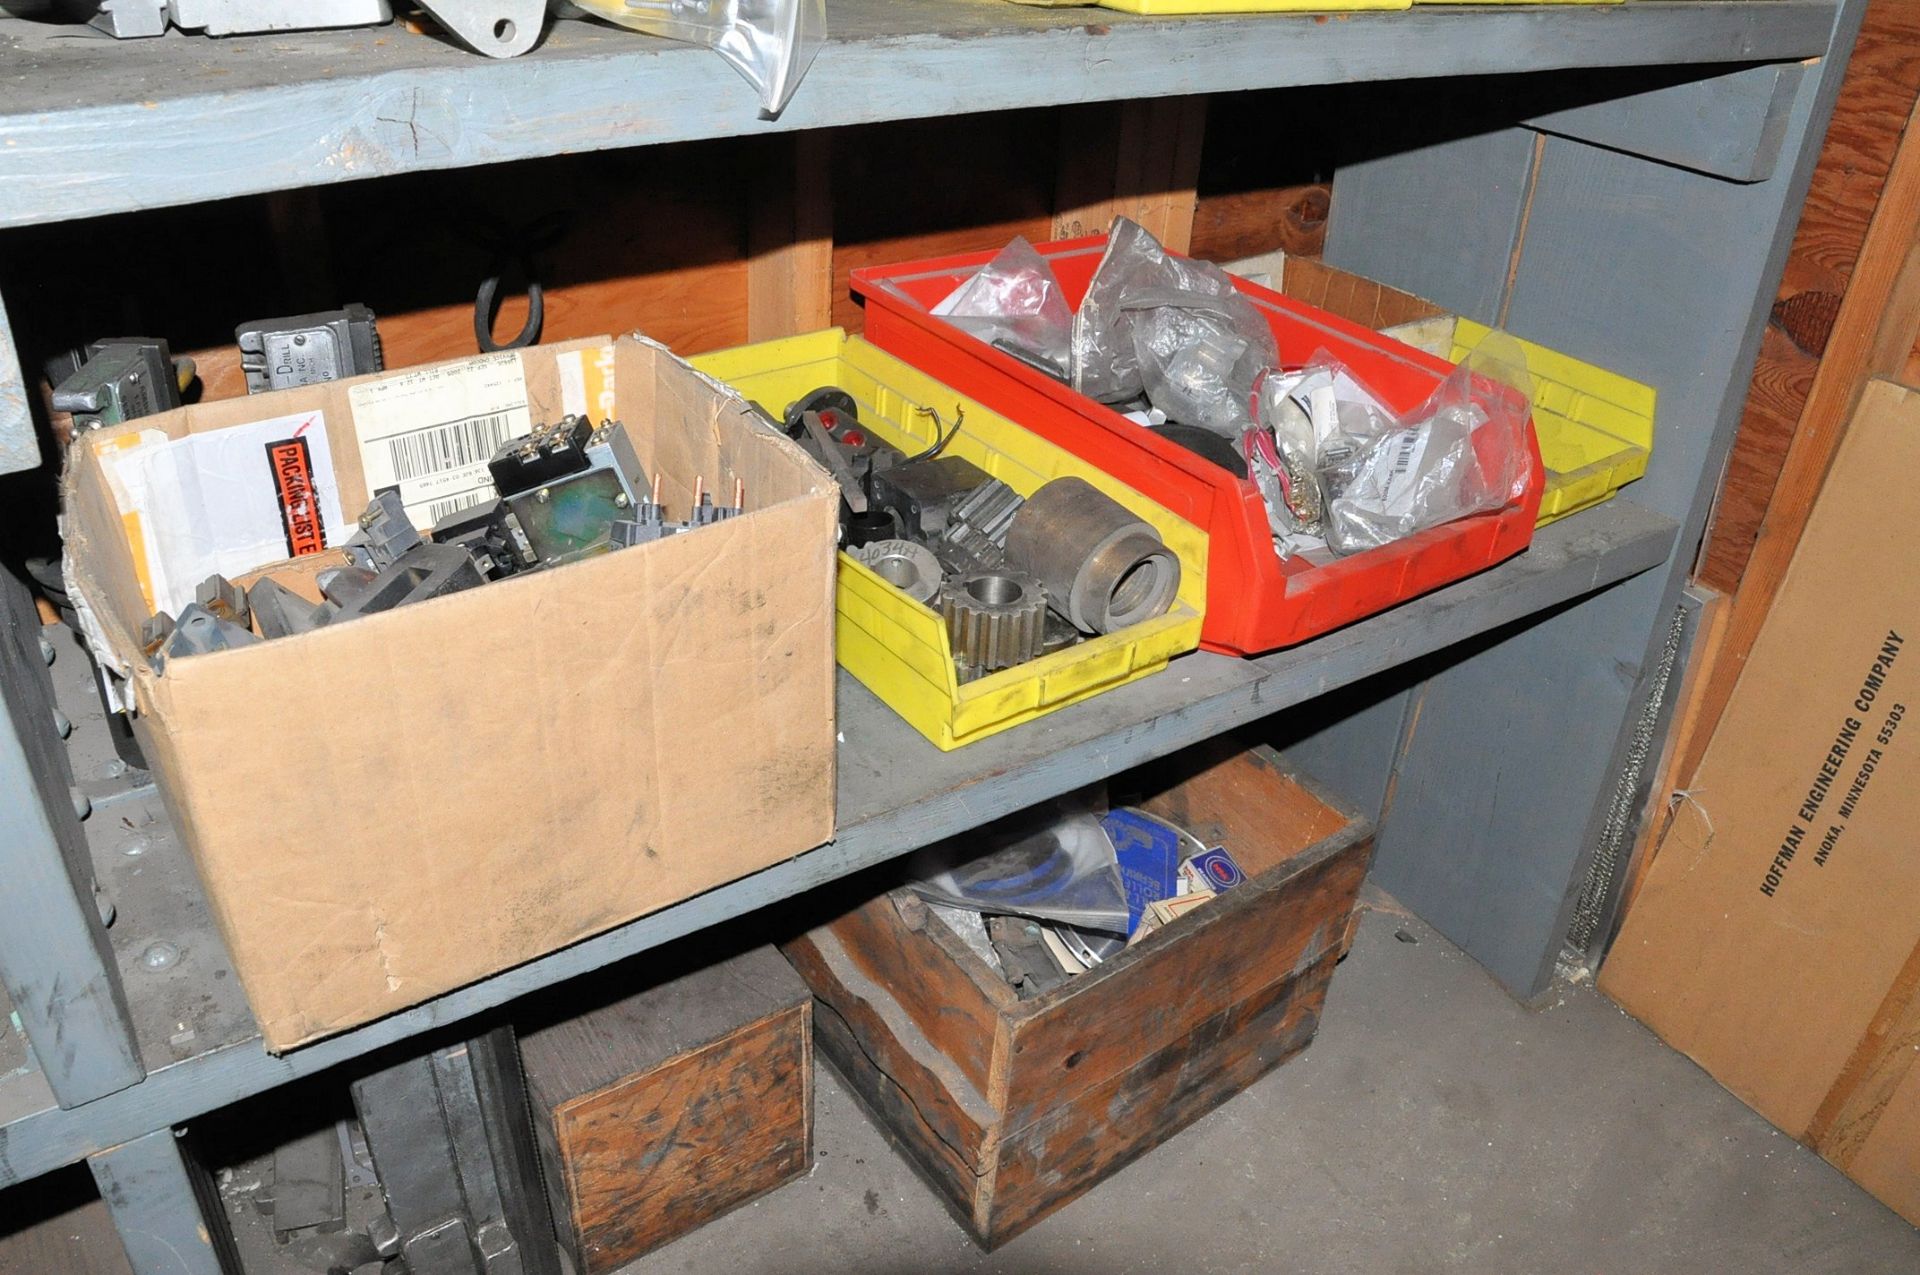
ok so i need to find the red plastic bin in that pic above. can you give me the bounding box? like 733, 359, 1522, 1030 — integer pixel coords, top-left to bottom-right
851, 234, 1545, 656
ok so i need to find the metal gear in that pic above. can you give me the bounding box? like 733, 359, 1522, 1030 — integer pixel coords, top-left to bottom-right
939, 478, 1025, 570
852, 539, 942, 605
940, 569, 1048, 682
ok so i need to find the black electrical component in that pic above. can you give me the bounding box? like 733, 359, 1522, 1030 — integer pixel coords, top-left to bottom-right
783, 387, 860, 438
487, 416, 595, 498
428, 499, 536, 579
1154, 423, 1249, 479
871, 455, 993, 540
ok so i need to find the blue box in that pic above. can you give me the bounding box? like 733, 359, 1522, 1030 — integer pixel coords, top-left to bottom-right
1101, 808, 1181, 934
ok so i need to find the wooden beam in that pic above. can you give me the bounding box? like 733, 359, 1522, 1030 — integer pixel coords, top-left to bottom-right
1679, 98, 1920, 784
747, 131, 834, 342
1190, 184, 1330, 262
1279, 257, 1446, 330
1053, 97, 1208, 252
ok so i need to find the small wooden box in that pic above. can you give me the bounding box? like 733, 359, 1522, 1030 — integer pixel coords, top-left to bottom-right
781, 742, 1372, 1248
519, 946, 812, 1272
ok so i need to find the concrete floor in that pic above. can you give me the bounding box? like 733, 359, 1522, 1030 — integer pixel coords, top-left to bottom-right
625, 896, 1920, 1275
6, 894, 1915, 1274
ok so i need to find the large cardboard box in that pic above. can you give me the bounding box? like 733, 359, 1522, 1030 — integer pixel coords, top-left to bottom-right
63, 335, 839, 1051
1601, 378, 1920, 1222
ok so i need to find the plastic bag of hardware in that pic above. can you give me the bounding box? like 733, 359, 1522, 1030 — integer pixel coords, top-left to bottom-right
932, 236, 1073, 380
567, 0, 825, 115
1241, 423, 1326, 555
1128, 291, 1276, 436
908, 801, 1130, 935
1071, 216, 1276, 410
1252, 338, 1533, 556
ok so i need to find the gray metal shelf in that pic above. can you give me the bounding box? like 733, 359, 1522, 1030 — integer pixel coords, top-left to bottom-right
0, 497, 1674, 1189
0, 0, 1870, 1264
0, 1, 1837, 229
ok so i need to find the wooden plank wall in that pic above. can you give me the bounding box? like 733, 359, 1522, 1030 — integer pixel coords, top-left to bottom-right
1697, 0, 1920, 594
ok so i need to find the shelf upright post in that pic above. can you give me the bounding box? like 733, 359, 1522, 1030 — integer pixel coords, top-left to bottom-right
0, 564, 145, 1105
88, 1127, 244, 1275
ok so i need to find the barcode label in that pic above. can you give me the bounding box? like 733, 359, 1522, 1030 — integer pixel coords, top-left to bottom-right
1387, 431, 1422, 480
426, 492, 491, 525
1378, 427, 1430, 513
383, 413, 516, 483
349, 353, 532, 531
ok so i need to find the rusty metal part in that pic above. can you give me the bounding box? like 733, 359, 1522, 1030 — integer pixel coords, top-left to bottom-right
941, 569, 1047, 682
853, 539, 941, 605
1004, 477, 1180, 635
940, 478, 1024, 570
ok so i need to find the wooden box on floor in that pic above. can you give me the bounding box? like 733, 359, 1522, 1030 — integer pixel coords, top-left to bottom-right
781, 743, 1373, 1248
518, 946, 812, 1273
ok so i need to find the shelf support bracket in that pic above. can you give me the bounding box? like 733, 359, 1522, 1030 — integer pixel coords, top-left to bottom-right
0, 289, 40, 476
89, 1128, 243, 1275
0, 561, 145, 1106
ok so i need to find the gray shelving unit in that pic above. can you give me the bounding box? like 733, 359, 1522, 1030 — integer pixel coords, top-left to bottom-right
0, 1, 1863, 1270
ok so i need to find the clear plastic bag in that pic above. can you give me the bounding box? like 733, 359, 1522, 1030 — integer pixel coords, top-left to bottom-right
1127, 291, 1275, 436
1323, 338, 1532, 552
1241, 421, 1326, 551
908, 805, 1130, 935
1248, 337, 1534, 557
932, 236, 1072, 380
568, 0, 825, 115
1072, 216, 1275, 415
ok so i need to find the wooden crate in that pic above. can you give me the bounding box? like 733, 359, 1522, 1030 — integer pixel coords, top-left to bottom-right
518, 946, 812, 1273
781, 742, 1373, 1248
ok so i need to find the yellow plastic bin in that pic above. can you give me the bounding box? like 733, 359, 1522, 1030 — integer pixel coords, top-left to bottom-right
1384, 315, 1655, 526
1002, 0, 1406, 11
693, 330, 1207, 751
1090, 0, 1407, 14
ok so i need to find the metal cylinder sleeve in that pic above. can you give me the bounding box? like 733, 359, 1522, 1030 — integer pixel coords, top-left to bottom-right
853, 539, 942, 605
1004, 476, 1181, 635
940, 570, 1048, 681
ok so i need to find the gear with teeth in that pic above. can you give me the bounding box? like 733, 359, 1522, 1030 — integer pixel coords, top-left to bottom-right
940, 569, 1048, 683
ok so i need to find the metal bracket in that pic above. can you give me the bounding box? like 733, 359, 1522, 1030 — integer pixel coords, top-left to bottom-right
352, 1026, 561, 1275
90, 1129, 244, 1275
416, 0, 545, 57
0, 571, 144, 1107
0, 290, 40, 477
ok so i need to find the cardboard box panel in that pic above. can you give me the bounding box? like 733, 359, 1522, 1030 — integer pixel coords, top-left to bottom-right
1602, 378, 1920, 1222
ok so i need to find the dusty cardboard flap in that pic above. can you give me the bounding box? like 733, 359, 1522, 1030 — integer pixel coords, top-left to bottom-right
65, 335, 839, 1051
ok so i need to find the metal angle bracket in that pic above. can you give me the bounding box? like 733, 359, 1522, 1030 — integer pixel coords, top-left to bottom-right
416, 0, 545, 57
89, 1128, 245, 1275
352, 1026, 561, 1275
0, 570, 144, 1107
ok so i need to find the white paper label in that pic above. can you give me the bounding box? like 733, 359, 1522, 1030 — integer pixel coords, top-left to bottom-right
1379, 427, 1430, 511
348, 352, 533, 530
96, 412, 348, 615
